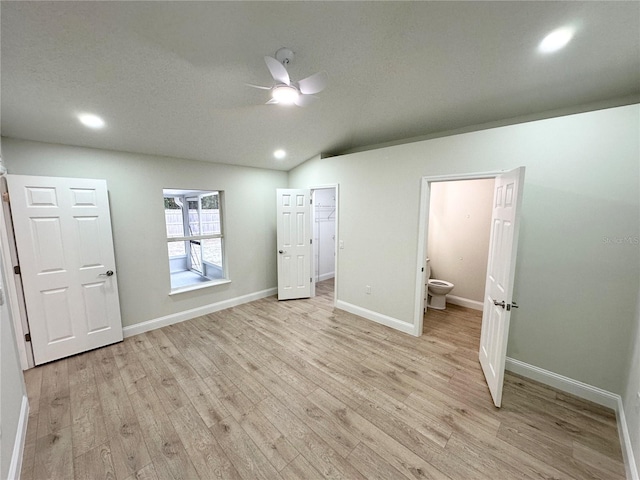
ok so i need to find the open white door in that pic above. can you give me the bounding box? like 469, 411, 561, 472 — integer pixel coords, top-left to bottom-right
479, 167, 525, 407
7, 175, 123, 365
276, 188, 311, 300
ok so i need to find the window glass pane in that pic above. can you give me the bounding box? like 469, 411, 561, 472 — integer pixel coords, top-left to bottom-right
201, 193, 221, 235
164, 197, 184, 238
167, 240, 186, 258
187, 198, 200, 236
202, 237, 222, 266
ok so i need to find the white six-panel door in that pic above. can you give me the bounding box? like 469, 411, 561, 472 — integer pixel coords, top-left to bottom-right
7, 175, 123, 365
276, 189, 311, 300
479, 167, 525, 407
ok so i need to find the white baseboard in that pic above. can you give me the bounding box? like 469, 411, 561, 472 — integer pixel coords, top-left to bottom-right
616, 397, 640, 480
335, 300, 416, 336
506, 357, 638, 480
123, 287, 277, 338
505, 357, 619, 409
446, 294, 484, 311
317, 272, 335, 282
8, 395, 29, 480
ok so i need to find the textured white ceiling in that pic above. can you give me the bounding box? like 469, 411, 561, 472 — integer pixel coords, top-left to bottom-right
2, 2, 639, 171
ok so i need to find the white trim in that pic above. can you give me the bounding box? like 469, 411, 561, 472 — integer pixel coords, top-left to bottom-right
617, 397, 640, 480
0, 178, 33, 369
123, 287, 276, 337
8, 395, 29, 480
317, 272, 335, 282
336, 300, 416, 336
505, 357, 619, 408
505, 357, 638, 480
446, 294, 484, 311
168, 279, 231, 296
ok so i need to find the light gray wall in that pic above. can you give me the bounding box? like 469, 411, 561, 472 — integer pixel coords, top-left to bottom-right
289, 104, 640, 394
427, 178, 494, 302
1, 250, 27, 480
1, 138, 288, 328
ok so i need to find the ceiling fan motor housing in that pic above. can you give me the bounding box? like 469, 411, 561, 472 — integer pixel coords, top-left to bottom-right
275, 47, 294, 65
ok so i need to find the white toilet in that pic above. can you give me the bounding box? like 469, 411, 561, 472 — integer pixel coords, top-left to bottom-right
425, 258, 454, 310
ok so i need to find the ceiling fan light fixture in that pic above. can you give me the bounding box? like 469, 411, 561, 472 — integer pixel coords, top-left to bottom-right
271, 85, 299, 105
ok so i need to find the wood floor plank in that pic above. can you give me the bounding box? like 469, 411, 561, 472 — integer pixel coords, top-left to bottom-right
306, 387, 451, 480
33, 426, 74, 480
36, 358, 71, 439
279, 454, 325, 480
123, 462, 160, 480
68, 353, 109, 457
257, 395, 367, 479
94, 354, 152, 479
129, 386, 201, 480
19, 413, 37, 480
72, 442, 117, 480
22, 279, 625, 480
347, 442, 413, 480
23, 366, 43, 416
169, 404, 241, 480
238, 406, 299, 472
210, 416, 283, 480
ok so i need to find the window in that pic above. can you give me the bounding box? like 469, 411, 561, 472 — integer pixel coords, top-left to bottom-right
163, 189, 227, 292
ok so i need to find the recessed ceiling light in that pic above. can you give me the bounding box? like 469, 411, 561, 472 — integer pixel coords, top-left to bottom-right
274, 149, 286, 159
538, 27, 574, 54
78, 113, 105, 129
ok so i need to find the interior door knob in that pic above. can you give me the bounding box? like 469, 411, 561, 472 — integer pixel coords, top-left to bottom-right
278, 250, 284, 254
493, 300, 505, 309
99, 270, 114, 277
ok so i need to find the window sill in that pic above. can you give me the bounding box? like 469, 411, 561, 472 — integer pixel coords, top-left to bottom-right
169, 279, 231, 296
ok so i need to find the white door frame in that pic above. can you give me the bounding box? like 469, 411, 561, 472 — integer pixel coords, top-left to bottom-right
0, 179, 34, 369
309, 184, 339, 306
414, 171, 503, 336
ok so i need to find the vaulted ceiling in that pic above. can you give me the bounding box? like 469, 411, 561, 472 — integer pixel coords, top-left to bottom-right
2, 1, 639, 171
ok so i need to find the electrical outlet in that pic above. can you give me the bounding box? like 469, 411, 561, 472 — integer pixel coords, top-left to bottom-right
366, 285, 371, 295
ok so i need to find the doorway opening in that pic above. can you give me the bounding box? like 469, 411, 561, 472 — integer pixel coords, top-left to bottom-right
311, 186, 337, 305
414, 171, 502, 335
424, 178, 495, 316
422, 178, 494, 358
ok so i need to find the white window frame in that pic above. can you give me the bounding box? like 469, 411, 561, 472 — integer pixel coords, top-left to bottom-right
163, 189, 229, 294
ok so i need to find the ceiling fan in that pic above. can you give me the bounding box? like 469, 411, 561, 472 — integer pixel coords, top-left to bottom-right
248, 47, 328, 107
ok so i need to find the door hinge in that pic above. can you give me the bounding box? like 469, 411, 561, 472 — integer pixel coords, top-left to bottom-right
24, 333, 31, 342
310, 198, 313, 205
2, 192, 9, 204
421, 267, 424, 272
310, 239, 313, 245
310, 277, 312, 283
13, 265, 20, 275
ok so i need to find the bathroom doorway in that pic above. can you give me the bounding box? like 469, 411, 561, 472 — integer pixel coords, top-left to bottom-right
311, 186, 337, 304
424, 178, 495, 314
414, 171, 501, 333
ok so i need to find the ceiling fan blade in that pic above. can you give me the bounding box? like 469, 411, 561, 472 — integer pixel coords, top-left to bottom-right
294, 94, 317, 107
266, 98, 279, 105
297, 71, 328, 95
264, 56, 290, 85
246, 83, 271, 90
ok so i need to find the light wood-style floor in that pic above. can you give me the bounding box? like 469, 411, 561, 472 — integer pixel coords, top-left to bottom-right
21, 279, 626, 479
